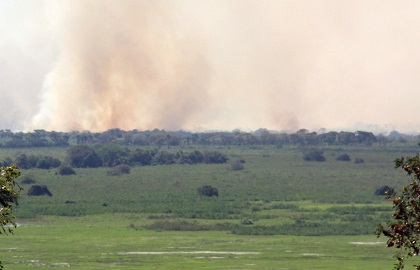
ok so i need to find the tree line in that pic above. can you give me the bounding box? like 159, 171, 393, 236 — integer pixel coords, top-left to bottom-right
66, 145, 228, 168
1, 145, 229, 170
0, 128, 415, 148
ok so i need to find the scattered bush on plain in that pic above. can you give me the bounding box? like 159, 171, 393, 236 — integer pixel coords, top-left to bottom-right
229, 160, 245, 171
354, 157, 365, 164
336, 153, 351, 161
107, 164, 131, 176
27, 185, 52, 196
56, 165, 76, 175
303, 149, 326, 162
20, 174, 36, 184
197, 185, 219, 197
374, 185, 392, 196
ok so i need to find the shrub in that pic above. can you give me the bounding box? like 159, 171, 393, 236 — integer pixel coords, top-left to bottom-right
36, 157, 52, 169
129, 149, 154, 165
151, 151, 175, 165
229, 161, 244, 171
374, 185, 392, 196
354, 157, 365, 164
241, 219, 254, 225
203, 151, 229, 164
15, 154, 61, 169
66, 145, 102, 168
27, 185, 52, 196
197, 185, 219, 197
15, 153, 30, 169
336, 153, 351, 161
20, 174, 36, 184
56, 165, 76, 175
95, 144, 129, 167
303, 150, 326, 162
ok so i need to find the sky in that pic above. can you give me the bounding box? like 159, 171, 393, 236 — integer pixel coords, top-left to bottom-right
1, 0, 420, 134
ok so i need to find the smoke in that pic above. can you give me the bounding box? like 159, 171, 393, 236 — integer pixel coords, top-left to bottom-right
1, 1, 420, 133
31, 0, 211, 131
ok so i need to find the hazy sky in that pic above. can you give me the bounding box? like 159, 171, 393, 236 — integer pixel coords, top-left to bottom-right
1, 0, 420, 133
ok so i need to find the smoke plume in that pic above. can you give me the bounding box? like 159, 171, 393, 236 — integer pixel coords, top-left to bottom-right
1, 1, 420, 133
32, 0, 211, 131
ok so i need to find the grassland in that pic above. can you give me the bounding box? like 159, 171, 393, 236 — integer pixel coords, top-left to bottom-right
2, 144, 420, 269
0, 214, 399, 269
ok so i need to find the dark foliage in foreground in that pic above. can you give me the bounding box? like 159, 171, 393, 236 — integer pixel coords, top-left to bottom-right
376, 149, 420, 270
0, 165, 22, 270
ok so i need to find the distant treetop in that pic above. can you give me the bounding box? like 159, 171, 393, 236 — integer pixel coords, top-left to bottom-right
0, 128, 414, 148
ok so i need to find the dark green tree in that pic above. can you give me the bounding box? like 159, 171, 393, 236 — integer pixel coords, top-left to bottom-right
14, 153, 29, 169
66, 145, 102, 168
376, 151, 420, 269
129, 148, 154, 165
0, 165, 22, 269
95, 144, 129, 167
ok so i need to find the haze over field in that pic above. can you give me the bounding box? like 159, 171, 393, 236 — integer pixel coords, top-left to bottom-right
1, 0, 420, 133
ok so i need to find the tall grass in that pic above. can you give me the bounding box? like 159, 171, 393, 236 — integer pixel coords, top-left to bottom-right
7, 144, 411, 236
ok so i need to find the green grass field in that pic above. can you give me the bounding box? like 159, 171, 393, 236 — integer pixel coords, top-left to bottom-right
0, 214, 403, 269
2, 144, 420, 269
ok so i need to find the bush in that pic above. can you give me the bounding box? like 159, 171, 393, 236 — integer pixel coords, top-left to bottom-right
354, 157, 365, 164
375, 185, 392, 196
129, 149, 154, 165
151, 151, 175, 165
197, 185, 219, 197
336, 153, 351, 161
14, 154, 61, 169
36, 157, 52, 169
303, 150, 326, 162
241, 219, 254, 225
95, 144, 129, 167
229, 161, 244, 171
203, 151, 229, 164
56, 165, 76, 175
107, 164, 131, 176
66, 145, 102, 168
27, 185, 52, 196
20, 174, 36, 184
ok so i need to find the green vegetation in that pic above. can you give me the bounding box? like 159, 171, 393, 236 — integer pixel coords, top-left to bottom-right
0, 165, 22, 233
0, 214, 399, 270
0, 165, 22, 269
0, 128, 419, 269
377, 151, 420, 269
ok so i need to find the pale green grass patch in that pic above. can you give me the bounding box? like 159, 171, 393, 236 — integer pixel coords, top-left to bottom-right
0, 214, 410, 269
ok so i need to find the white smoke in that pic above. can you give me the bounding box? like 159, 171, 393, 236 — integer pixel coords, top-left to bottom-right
1, 0, 420, 133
